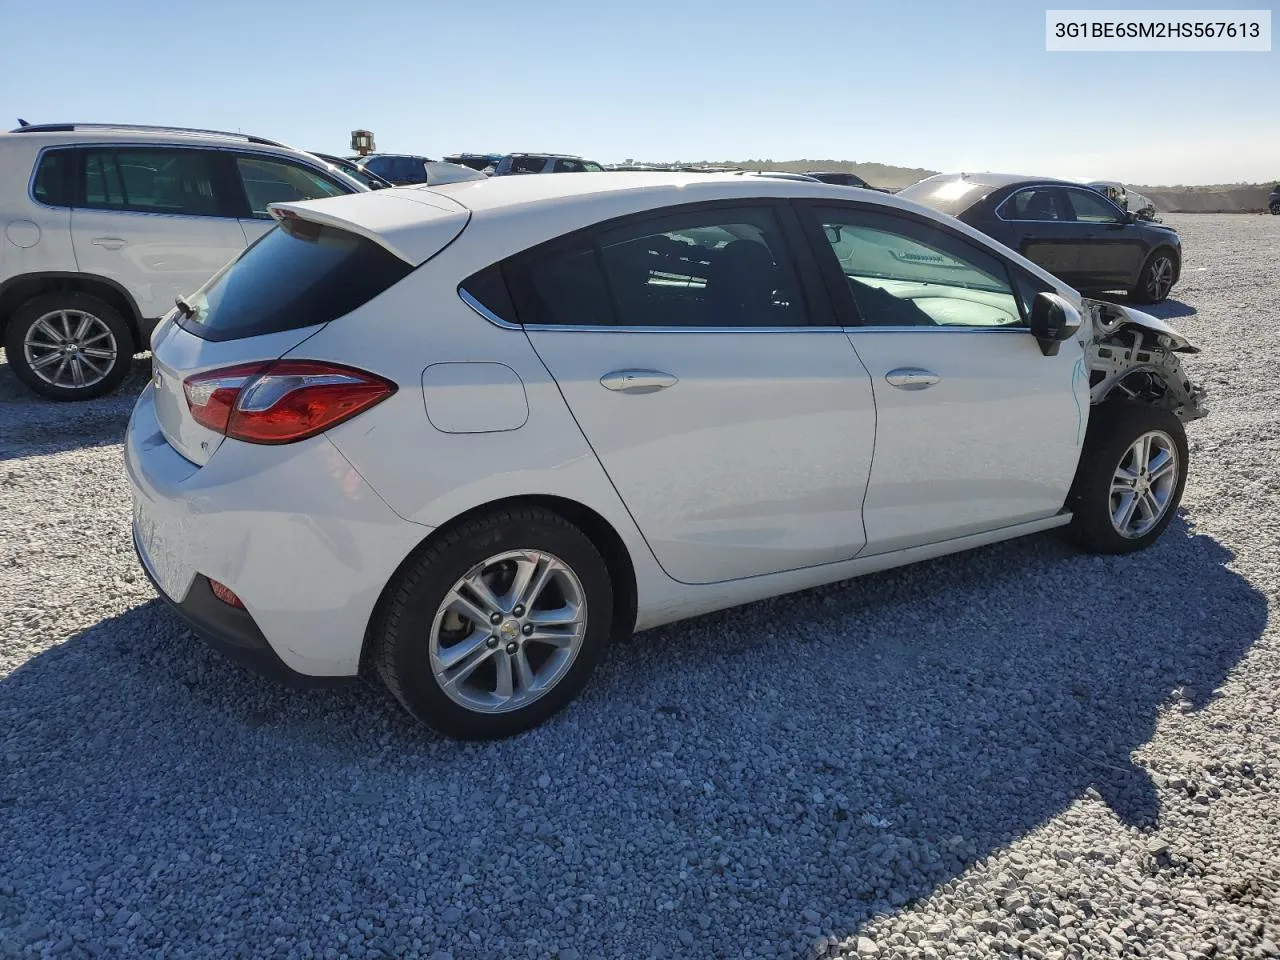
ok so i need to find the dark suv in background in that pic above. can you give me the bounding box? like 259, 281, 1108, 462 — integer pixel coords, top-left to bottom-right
353, 154, 433, 185
1270, 184, 1279, 214
351, 154, 487, 187
900, 172, 1183, 304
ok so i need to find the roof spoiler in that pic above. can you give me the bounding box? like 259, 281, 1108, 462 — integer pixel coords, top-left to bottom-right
268, 191, 471, 266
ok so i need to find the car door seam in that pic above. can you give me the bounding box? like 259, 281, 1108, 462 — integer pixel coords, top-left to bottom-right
518, 326, 673, 579
841, 329, 879, 560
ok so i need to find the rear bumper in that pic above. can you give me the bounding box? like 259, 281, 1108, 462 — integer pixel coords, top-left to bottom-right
125, 384, 433, 679
134, 526, 350, 688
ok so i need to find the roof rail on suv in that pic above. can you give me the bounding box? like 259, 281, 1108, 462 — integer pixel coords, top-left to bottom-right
8, 122, 287, 148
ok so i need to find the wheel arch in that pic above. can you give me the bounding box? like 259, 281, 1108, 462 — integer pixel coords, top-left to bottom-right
0, 272, 144, 347
359, 493, 639, 674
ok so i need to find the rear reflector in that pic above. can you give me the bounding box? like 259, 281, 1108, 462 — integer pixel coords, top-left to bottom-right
183, 360, 396, 444
208, 578, 246, 609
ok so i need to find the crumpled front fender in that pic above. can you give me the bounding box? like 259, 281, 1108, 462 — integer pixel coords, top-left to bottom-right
1082, 298, 1208, 421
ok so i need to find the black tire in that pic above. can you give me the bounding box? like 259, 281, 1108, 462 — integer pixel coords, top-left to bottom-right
372, 506, 614, 739
1270, 201, 1280, 215
4, 292, 134, 401
1128, 248, 1178, 305
1065, 400, 1188, 554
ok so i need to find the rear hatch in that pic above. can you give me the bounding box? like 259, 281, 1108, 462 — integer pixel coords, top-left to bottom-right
150, 190, 469, 465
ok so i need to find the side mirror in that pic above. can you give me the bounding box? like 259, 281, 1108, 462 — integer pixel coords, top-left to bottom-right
1029, 292, 1082, 356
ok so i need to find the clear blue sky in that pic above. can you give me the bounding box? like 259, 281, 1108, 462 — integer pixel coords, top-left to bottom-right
1, 0, 1275, 185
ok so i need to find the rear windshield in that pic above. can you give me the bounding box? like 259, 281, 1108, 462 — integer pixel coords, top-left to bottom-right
896, 177, 990, 217
179, 218, 412, 342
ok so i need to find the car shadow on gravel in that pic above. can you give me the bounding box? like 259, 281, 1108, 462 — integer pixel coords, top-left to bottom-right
0, 354, 150, 460
0, 517, 1265, 958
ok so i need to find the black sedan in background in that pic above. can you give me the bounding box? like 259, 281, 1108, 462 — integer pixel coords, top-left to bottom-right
805, 171, 894, 192
898, 172, 1182, 303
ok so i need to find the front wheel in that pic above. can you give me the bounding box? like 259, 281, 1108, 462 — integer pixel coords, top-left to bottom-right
4, 292, 134, 401
1065, 400, 1189, 554
372, 506, 614, 739
1129, 250, 1177, 305
1271, 201, 1280, 215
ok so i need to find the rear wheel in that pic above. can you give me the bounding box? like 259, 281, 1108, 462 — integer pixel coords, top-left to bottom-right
4, 292, 134, 401
1271, 201, 1280, 215
1065, 400, 1188, 554
372, 506, 614, 739
1129, 249, 1177, 304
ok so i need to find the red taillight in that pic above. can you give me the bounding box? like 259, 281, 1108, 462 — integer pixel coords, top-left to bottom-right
208, 578, 245, 609
183, 360, 396, 445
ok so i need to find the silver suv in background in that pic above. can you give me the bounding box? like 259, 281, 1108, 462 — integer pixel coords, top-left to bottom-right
488, 153, 604, 175
0, 123, 367, 400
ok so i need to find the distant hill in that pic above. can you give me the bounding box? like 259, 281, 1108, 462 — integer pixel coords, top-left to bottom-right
704, 159, 939, 190
1130, 183, 1276, 214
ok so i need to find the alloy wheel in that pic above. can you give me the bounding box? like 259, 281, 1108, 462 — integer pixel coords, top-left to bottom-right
1110, 430, 1179, 538
22, 309, 118, 390
1146, 257, 1174, 301
429, 549, 587, 714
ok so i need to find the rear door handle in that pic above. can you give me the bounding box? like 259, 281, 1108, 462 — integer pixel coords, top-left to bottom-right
90, 237, 127, 250
885, 367, 940, 390
599, 369, 678, 394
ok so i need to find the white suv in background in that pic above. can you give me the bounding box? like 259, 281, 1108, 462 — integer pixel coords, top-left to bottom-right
0, 123, 367, 400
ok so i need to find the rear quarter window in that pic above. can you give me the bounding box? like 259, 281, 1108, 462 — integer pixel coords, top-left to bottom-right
32, 150, 73, 206
180, 218, 413, 342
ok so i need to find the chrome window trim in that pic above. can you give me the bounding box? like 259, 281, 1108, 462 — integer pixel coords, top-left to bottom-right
994, 186, 1069, 224
995, 184, 1126, 225
26, 141, 358, 215
845, 324, 1028, 334
523, 325, 850, 334
459, 289, 847, 334
459, 288, 521, 329
459, 290, 1026, 335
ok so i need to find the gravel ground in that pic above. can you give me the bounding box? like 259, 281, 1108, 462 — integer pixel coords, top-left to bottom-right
2, 213, 1278, 959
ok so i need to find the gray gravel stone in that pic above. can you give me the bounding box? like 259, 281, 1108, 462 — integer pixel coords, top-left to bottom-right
2, 214, 1279, 958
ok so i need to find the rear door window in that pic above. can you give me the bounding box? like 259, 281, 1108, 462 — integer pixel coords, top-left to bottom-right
507, 205, 813, 329
235, 156, 348, 218
360, 157, 394, 179
510, 156, 547, 175
82, 148, 220, 216
1001, 187, 1069, 222
179, 218, 412, 342
405, 157, 431, 182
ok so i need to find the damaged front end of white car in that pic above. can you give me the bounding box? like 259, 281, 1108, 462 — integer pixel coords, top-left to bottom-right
1083, 298, 1208, 422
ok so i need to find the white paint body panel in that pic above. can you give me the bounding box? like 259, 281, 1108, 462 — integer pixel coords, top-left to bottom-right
70, 209, 245, 320
847, 327, 1089, 554
422, 361, 529, 433
526, 327, 875, 583
126, 385, 431, 676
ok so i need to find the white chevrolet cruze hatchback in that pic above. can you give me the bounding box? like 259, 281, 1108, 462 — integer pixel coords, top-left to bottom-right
125, 173, 1207, 739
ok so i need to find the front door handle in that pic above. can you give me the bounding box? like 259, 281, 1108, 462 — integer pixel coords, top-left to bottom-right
599, 369, 678, 394
90, 237, 127, 250
885, 367, 940, 390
